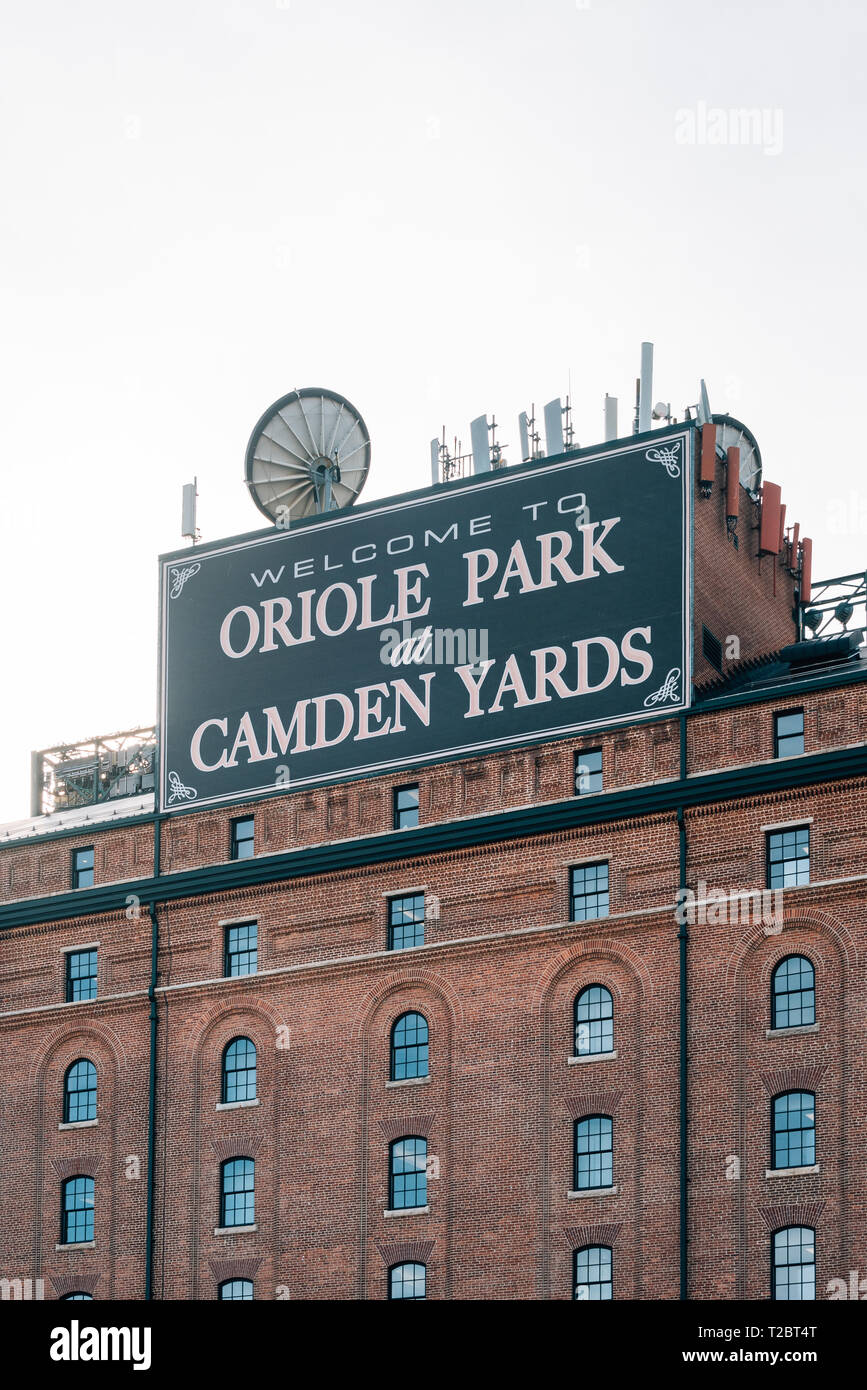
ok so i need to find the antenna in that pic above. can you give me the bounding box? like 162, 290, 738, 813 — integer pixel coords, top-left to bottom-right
489, 416, 507, 470
518, 411, 530, 462
518, 405, 542, 461
604, 394, 618, 441
181, 478, 199, 544
470, 414, 491, 473
699, 379, 712, 425
638, 341, 653, 432
434, 426, 472, 483
562, 394, 575, 450
543, 398, 564, 457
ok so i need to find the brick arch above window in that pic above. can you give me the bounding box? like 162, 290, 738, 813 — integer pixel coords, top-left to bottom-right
29, 1021, 125, 1091
51, 1155, 102, 1181
209, 1134, 263, 1164
185, 997, 289, 1067
378, 1115, 434, 1144
208, 1257, 262, 1283
375, 1239, 436, 1266
724, 907, 857, 992
762, 1065, 827, 1095
51, 1273, 100, 1298
760, 1201, 825, 1232
566, 1091, 624, 1122
563, 1222, 623, 1249
352, 968, 464, 1042
533, 938, 655, 1018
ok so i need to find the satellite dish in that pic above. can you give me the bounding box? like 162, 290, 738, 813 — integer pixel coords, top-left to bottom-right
245, 387, 371, 524
712, 415, 762, 495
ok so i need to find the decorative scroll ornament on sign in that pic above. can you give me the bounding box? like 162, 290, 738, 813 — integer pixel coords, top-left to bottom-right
643, 668, 682, 706
645, 442, 682, 478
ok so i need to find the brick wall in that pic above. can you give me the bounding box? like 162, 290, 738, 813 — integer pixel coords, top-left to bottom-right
2, 761, 864, 1299
692, 444, 799, 686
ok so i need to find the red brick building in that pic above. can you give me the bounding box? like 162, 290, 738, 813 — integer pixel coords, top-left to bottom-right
1, 417, 865, 1301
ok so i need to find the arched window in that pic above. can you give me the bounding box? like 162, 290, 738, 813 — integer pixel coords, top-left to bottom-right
773, 1227, 816, 1300
219, 1279, 254, 1300
61, 1176, 94, 1245
573, 1246, 612, 1300
222, 1038, 257, 1104
771, 956, 815, 1029
220, 1158, 255, 1228
772, 1092, 815, 1170
574, 1115, 613, 1191
63, 1059, 97, 1124
390, 1013, 429, 1081
61, 1292, 94, 1301
389, 1137, 427, 1210
574, 986, 614, 1057
388, 1262, 426, 1300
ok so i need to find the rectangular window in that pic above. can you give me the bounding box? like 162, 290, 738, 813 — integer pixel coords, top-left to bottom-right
393, 784, 420, 830
66, 950, 97, 1003
224, 921, 258, 977
221, 1159, 255, 1228
72, 847, 95, 889
230, 817, 255, 860
767, 827, 810, 889
62, 1176, 94, 1244
574, 1116, 613, 1190
389, 1138, 427, 1210
388, 894, 425, 951
773, 1093, 816, 1170
574, 749, 603, 796
774, 710, 804, 758
570, 863, 609, 921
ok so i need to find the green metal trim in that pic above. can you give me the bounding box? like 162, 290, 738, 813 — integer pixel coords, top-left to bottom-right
2, 745, 866, 932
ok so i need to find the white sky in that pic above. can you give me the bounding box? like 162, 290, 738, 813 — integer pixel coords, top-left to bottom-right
1, 0, 865, 823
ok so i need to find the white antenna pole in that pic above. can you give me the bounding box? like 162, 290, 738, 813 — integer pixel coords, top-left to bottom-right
639, 342, 653, 432
604, 394, 618, 441
543, 398, 564, 457
518, 411, 531, 462
470, 415, 491, 473
181, 478, 199, 544
430, 438, 440, 485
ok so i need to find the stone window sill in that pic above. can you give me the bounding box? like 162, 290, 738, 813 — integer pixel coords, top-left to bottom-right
383, 1205, 429, 1218
56, 1241, 95, 1250
567, 1186, 617, 1199
386, 1076, 431, 1089
214, 1224, 258, 1235
59, 1119, 98, 1130
569, 1051, 617, 1065
765, 1023, 819, 1038
216, 1098, 260, 1111
765, 1164, 820, 1179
